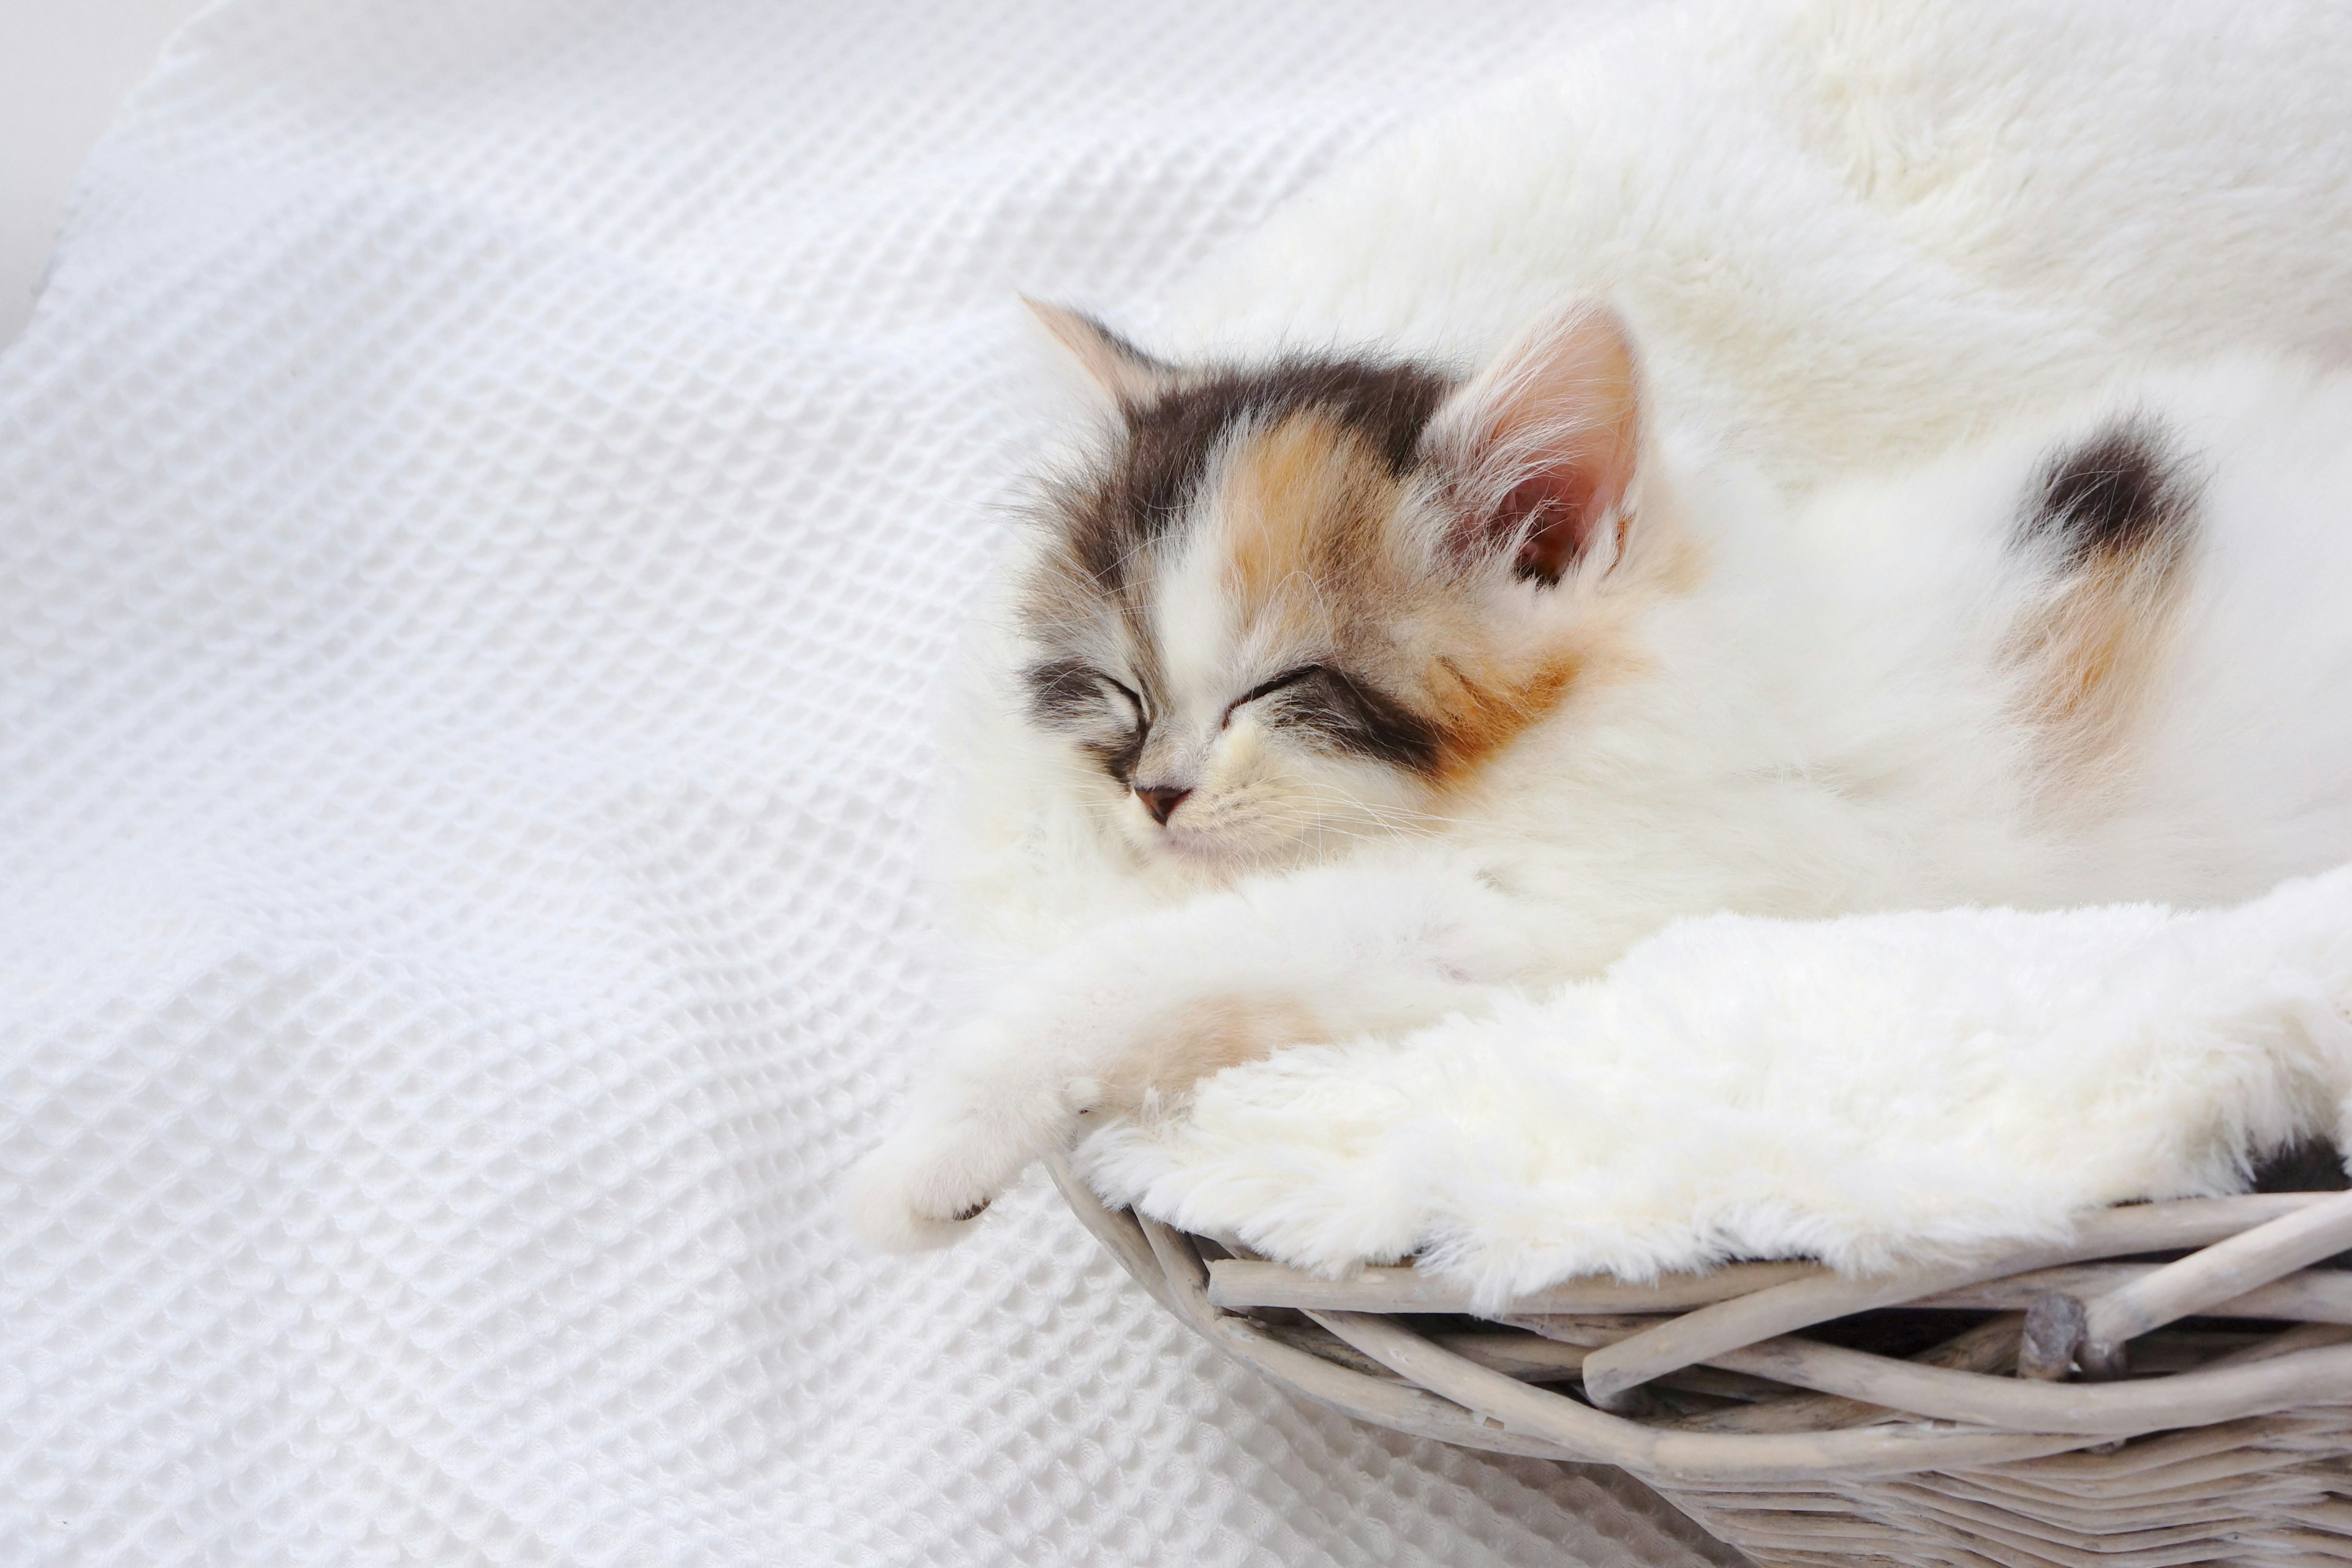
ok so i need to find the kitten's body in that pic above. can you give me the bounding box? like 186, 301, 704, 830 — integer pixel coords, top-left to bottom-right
981, 353, 2352, 968
1438, 361, 2352, 968
849, 0, 2352, 1249
851, 333, 2352, 1248
944, 0, 2352, 964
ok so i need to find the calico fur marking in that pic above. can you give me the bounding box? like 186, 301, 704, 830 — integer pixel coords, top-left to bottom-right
1087, 993, 1325, 1117
2008, 418, 2201, 793
1055, 356, 1452, 595
1212, 412, 1450, 774
2016, 418, 2201, 568
1218, 410, 1393, 622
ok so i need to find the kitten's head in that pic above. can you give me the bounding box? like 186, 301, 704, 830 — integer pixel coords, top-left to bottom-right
1012, 298, 1673, 876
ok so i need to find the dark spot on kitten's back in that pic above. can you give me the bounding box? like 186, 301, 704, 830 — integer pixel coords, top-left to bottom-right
2016, 418, 2200, 568
1058, 356, 1453, 592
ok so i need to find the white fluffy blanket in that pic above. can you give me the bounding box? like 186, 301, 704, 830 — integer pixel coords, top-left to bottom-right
1087, 871, 2352, 1310
0, 2, 1740, 1566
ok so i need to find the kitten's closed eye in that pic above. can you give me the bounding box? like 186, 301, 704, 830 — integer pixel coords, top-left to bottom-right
1099, 673, 1146, 723
1027, 658, 1144, 727
1223, 665, 1321, 728
1025, 658, 1155, 783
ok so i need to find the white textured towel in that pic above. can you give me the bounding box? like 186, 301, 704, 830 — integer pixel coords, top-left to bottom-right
0, 2, 1741, 1567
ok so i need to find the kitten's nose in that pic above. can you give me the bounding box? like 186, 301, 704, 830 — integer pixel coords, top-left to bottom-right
1135, 783, 1192, 826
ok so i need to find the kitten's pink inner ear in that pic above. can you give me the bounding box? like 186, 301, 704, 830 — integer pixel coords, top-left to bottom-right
1022, 296, 1174, 409
1429, 304, 1643, 583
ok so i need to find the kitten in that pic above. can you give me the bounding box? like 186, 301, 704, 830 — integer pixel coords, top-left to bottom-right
848, 299, 2352, 1250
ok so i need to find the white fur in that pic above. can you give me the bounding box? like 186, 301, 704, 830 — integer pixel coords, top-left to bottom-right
1084, 865, 2352, 1309
1158, 0, 2352, 480
851, 0, 2352, 1275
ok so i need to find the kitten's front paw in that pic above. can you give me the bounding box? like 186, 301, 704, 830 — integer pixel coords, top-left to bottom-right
845, 1119, 1009, 1253
845, 1067, 1079, 1253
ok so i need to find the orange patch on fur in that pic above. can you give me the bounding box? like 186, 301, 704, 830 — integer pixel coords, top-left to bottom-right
1214, 412, 1697, 792
2008, 541, 2186, 801
1092, 993, 1325, 1115
1218, 413, 1392, 629
1423, 646, 1578, 780
1420, 533, 1695, 786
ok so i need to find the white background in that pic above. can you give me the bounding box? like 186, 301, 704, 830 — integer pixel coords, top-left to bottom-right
0, 0, 208, 344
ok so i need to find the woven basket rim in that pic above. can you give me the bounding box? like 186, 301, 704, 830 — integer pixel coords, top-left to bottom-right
1047, 1156, 2352, 1488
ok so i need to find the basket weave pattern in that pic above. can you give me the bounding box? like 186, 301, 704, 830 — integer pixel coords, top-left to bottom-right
1049, 1159, 2352, 1567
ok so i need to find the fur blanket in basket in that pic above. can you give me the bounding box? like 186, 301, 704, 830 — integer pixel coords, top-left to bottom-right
1082, 868, 2352, 1310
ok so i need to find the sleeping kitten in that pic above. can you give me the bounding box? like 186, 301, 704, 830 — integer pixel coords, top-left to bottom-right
848, 300, 2352, 1248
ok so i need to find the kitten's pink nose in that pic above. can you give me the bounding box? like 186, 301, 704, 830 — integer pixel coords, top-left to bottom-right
1135, 783, 1192, 826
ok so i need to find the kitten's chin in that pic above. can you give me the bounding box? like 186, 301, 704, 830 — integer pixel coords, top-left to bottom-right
1149, 826, 1312, 881
1113, 800, 1355, 880
1142, 831, 1250, 882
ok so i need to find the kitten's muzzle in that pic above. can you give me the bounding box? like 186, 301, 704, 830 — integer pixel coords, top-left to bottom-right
1135, 783, 1192, 826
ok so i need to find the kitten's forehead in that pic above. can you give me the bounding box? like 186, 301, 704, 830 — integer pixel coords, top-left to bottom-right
1025, 360, 1449, 710
1148, 409, 1411, 699
1049, 354, 1452, 594
1214, 410, 1403, 624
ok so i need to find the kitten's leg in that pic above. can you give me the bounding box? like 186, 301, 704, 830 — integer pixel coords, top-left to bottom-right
847, 859, 1532, 1250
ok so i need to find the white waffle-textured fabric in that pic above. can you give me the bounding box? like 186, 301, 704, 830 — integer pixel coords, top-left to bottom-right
0, 2, 1740, 1565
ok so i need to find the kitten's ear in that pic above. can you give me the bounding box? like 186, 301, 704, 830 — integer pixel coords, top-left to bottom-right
1422, 303, 1643, 584
1022, 296, 1175, 410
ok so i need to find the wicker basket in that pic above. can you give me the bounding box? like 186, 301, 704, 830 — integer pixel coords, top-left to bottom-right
1047, 1157, 2352, 1567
